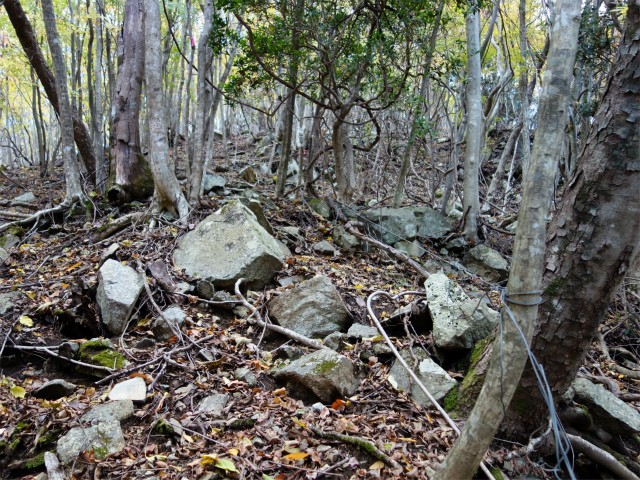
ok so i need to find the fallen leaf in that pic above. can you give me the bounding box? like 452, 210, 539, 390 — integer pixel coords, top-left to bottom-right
215, 458, 238, 472
19, 316, 33, 327
10, 386, 26, 398
369, 461, 385, 470
284, 452, 309, 460
228, 448, 239, 456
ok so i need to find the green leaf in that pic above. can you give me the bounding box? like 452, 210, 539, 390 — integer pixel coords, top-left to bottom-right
215, 458, 238, 472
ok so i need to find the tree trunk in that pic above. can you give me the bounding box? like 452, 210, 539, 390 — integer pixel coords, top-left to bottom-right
333, 115, 356, 203
94, 0, 106, 190
506, 0, 640, 439
41, 0, 87, 205
108, 0, 152, 204
188, 0, 214, 202
462, 8, 482, 243
433, 1, 581, 478
143, 0, 189, 219
30, 67, 47, 177
3, 0, 97, 185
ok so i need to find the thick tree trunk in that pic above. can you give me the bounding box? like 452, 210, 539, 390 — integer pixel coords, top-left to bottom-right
108, 0, 152, 204
41, 0, 87, 205
433, 1, 581, 478
143, 0, 189, 219
3, 0, 96, 185
506, 0, 640, 439
462, 9, 482, 243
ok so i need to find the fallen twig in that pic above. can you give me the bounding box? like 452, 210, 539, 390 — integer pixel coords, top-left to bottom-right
568, 433, 640, 480
598, 332, 640, 380
308, 425, 402, 470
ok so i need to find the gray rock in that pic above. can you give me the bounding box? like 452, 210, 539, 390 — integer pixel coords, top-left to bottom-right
97, 259, 143, 335
445, 237, 467, 252
108, 377, 147, 403
0, 233, 19, 250
153, 306, 186, 342
273, 349, 359, 403
239, 165, 257, 183
333, 226, 360, 252
281, 226, 301, 238
361, 208, 418, 244
173, 201, 284, 290
212, 291, 238, 309
202, 174, 226, 193
98, 243, 119, 269
445, 202, 464, 220
425, 273, 499, 350
14, 192, 36, 203
242, 189, 276, 209
409, 207, 452, 238
572, 377, 640, 434
393, 240, 424, 258
198, 394, 229, 416
313, 240, 337, 256
235, 368, 257, 386
81, 401, 134, 424
236, 198, 273, 235
323, 332, 346, 351
268, 276, 351, 338
506, 220, 518, 233
0, 292, 17, 314
175, 281, 194, 294
233, 306, 250, 318
277, 240, 292, 258
0, 247, 8, 262
57, 419, 125, 463
33, 379, 76, 399
276, 345, 304, 360
196, 280, 215, 300
58, 342, 79, 359
309, 198, 331, 219
277, 275, 307, 287
347, 324, 379, 340
387, 348, 456, 407
462, 244, 509, 283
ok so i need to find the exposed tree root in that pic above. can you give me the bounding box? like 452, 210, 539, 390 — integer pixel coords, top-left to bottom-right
90, 211, 147, 242
0, 203, 73, 234
567, 433, 640, 480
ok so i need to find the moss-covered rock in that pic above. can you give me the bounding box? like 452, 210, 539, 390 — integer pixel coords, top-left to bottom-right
76, 339, 125, 377
454, 334, 495, 415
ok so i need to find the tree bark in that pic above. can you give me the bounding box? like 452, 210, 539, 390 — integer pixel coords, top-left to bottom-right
143, 0, 189, 218
506, 0, 640, 439
41, 0, 87, 204
433, 1, 581, 478
3, 0, 97, 185
94, 0, 106, 190
108, 0, 153, 204
462, 8, 482, 243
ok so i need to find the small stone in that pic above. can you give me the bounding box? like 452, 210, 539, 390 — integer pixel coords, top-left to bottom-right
0, 247, 8, 262
347, 324, 379, 340
33, 379, 76, 399
251, 436, 266, 448
81, 400, 134, 424
0, 233, 19, 250
393, 240, 425, 258
313, 240, 337, 256
175, 282, 194, 294
0, 292, 17, 314
198, 394, 229, 416
98, 243, 120, 268
14, 192, 36, 203
282, 226, 301, 237
212, 291, 238, 310
232, 306, 250, 318
309, 199, 331, 219
196, 280, 215, 300
276, 345, 304, 360
323, 332, 346, 351
153, 306, 186, 342
57, 420, 125, 463
108, 377, 147, 403
58, 341, 79, 359
311, 402, 324, 412
235, 368, 257, 386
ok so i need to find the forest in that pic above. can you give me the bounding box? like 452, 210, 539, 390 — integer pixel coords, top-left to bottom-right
0, 0, 638, 479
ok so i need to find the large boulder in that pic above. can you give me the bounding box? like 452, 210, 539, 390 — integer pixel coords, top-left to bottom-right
97, 259, 143, 334
572, 378, 640, 435
173, 201, 284, 290
268, 276, 351, 338
425, 274, 499, 350
361, 208, 418, 244
273, 349, 359, 403
462, 244, 509, 283
408, 207, 452, 238
387, 347, 456, 407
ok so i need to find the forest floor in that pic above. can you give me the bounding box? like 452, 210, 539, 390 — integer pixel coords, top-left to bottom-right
0, 134, 639, 480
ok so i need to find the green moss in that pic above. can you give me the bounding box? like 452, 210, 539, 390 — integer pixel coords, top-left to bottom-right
7, 226, 24, 237
24, 452, 46, 469
312, 359, 339, 374
545, 277, 566, 296
443, 386, 459, 412
77, 340, 125, 376
8, 437, 21, 451
469, 335, 493, 365
490, 468, 504, 480
153, 419, 174, 435
37, 428, 60, 446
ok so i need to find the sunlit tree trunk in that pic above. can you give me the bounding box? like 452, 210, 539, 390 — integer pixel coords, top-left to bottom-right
433, 1, 581, 477
41, 0, 87, 205
94, 0, 106, 190
143, 0, 189, 218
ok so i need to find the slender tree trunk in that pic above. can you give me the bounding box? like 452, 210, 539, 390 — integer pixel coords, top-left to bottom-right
462, 8, 482, 242
41, 0, 87, 204
108, 0, 152, 204
433, 1, 581, 478
94, 0, 106, 190
3, 0, 96, 184
506, 0, 640, 439
30, 67, 47, 177
143, 0, 189, 218
333, 114, 356, 203
188, 0, 214, 202
392, 0, 444, 208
